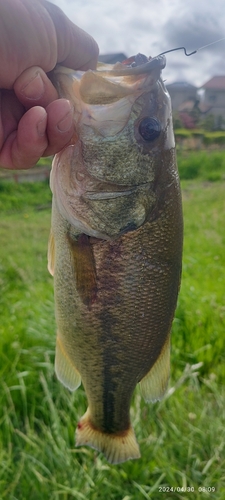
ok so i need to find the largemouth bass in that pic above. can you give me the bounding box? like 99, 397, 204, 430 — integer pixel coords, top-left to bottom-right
48, 53, 183, 464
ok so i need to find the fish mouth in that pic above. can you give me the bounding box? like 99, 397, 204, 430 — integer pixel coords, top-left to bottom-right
52, 53, 167, 140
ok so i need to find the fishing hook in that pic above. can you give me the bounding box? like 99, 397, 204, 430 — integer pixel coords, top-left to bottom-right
157, 47, 197, 57
156, 37, 225, 58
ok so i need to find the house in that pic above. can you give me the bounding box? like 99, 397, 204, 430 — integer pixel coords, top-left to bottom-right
98, 53, 127, 64
166, 82, 198, 111
199, 76, 225, 122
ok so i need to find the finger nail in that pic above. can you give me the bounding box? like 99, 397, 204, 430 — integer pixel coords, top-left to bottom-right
21, 72, 45, 100
57, 108, 73, 132
37, 114, 47, 136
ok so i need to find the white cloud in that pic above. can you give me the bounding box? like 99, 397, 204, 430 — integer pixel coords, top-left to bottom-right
51, 0, 225, 86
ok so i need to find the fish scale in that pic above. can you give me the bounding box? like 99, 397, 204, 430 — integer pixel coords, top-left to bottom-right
48, 55, 183, 464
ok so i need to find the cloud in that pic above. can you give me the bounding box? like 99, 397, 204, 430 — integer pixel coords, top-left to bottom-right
163, 10, 224, 53
51, 0, 225, 86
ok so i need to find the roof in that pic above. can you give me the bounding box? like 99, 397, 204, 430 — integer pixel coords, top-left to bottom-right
166, 81, 197, 90
201, 76, 225, 90
98, 53, 127, 64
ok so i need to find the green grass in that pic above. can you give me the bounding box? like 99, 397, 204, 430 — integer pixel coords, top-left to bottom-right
0, 173, 225, 499
0, 180, 51, 213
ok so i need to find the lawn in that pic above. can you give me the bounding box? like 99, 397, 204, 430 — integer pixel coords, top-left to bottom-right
0, 172, 224, 499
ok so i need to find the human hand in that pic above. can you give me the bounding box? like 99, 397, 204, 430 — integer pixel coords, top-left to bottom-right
0, 0, 99, 169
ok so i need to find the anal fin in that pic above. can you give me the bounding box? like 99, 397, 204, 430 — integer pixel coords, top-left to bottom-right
55, 334, 81, 391
139, 335, 170, 402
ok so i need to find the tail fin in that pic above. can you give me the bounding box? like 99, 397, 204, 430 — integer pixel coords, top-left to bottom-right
75, 408, 140, 464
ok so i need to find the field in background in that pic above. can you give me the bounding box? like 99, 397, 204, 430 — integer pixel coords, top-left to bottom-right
0, 159, 225, 498
1, 149, 225, 185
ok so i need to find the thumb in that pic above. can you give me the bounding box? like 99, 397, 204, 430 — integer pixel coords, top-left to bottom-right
41, 0, 99, 70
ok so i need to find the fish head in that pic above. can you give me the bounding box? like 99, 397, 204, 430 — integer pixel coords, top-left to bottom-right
50, 54, 176, 239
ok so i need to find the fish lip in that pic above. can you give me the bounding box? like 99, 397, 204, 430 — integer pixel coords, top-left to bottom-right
98, 55, 166, 76
53, 54, 166, 78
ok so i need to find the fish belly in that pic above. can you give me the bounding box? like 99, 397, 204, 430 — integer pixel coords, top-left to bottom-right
51, 173, 182, 464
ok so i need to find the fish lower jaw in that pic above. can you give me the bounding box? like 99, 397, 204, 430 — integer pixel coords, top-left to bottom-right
75, 409, 140, 464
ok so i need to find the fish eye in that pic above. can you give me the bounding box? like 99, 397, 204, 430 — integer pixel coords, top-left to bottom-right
138, 117, 161, 141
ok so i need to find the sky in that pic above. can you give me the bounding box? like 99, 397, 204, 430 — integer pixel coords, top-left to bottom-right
51, 0, 225, 87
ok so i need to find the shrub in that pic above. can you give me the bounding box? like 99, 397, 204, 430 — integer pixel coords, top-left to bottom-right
174, 129, 192, 139
177, 151, 225, 181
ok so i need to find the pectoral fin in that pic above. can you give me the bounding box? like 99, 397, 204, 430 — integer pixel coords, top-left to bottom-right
55, 335, 81, 391
67, 233, 97, 307
139, 336, 170, 402
47, 230, 55, 276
